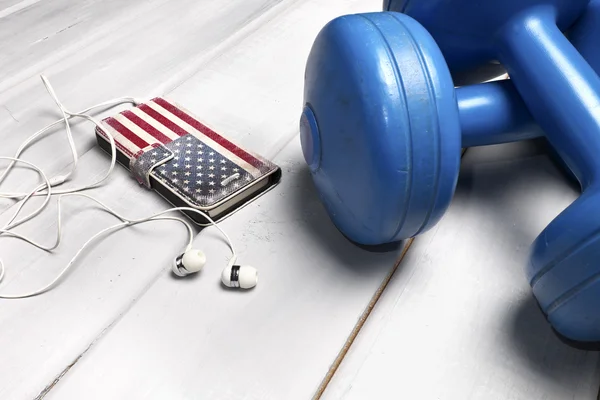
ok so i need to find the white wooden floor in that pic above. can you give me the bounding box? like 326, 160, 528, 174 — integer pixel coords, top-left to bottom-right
0, 1, 598, 399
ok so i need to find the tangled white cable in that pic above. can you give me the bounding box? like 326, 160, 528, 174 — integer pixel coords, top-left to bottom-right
0, 75, 257, 298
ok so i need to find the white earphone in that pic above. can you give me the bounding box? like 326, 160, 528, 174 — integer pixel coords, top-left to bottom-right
173, 248, 207, 276
173, 246, 258, 289
221, 264, 258, 289
0, 75, 258, 298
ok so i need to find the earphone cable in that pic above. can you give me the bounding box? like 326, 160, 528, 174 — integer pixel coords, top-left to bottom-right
0, 75, 237, 298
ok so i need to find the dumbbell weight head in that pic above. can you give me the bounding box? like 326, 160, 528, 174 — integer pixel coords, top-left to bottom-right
528, 190, 600, 344
386, 0, 590, 78
300, 12, 462, 245
382, 1, 506, 85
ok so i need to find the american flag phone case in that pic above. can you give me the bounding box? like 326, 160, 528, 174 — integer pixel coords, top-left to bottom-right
95, 97, 281, 224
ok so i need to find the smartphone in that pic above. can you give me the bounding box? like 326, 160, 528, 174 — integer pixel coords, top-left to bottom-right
95, 97, 281, 224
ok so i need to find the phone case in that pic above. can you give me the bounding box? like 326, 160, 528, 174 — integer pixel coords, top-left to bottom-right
95, 97, 281, 224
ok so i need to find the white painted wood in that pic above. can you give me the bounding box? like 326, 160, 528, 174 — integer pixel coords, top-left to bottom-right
0, 0, 392, 399
0, 0, 41, 20
322, 141, 600, 400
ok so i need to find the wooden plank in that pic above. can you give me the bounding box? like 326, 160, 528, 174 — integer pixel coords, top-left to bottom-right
0, 0, 389, 399
0, 0, 42, 20
0, 0, 287, 93
321, 141, 600, 400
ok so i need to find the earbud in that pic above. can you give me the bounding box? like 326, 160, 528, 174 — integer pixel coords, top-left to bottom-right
221, 264, 258, 289
172, 248, 206, 277
173, 251, 257, 289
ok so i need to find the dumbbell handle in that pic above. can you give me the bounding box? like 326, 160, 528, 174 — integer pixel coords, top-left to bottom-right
458, 80, 542, 148
497, 9, 600, 190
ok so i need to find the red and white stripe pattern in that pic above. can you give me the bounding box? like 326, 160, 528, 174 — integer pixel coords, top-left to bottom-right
98, 97, 266, 177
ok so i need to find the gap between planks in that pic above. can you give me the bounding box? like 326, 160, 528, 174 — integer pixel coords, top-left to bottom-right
312, 148, 470, 399
34, 255, 173, 399
312, 237, 416, 400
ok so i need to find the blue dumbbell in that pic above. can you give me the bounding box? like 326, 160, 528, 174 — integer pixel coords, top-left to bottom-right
385, 0, 600, 347
300, 2, 600, 343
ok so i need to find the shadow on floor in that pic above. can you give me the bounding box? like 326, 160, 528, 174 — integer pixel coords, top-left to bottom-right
286, 162, 406, 277
453, 140, 599, 386
507, 295, 600, 389
453, 139, 579, 254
